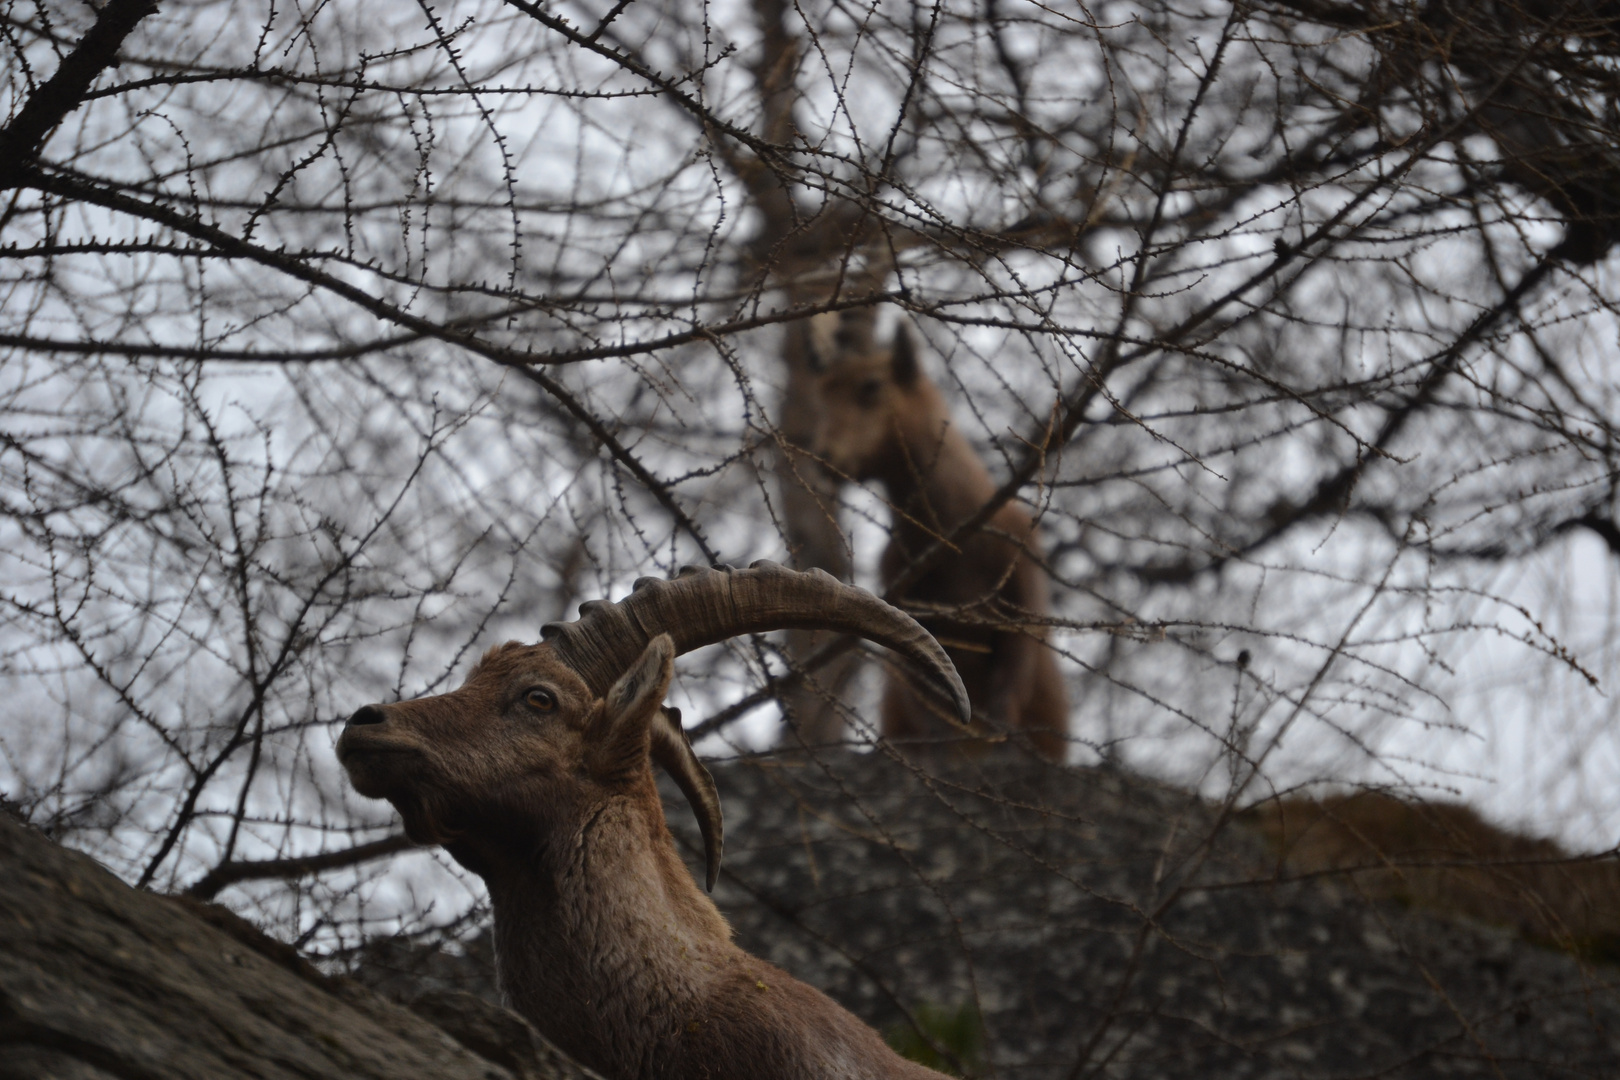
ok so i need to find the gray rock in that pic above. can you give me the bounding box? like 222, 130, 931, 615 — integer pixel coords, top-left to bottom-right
345, 751, 1620, 1078
683, 753, 1620, 1079
0, 809, 600, 1080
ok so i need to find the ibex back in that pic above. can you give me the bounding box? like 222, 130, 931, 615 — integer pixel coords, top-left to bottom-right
811, 319, 1068, 759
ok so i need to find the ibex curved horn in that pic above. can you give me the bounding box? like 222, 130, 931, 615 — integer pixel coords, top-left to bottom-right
541, 560, 971, 887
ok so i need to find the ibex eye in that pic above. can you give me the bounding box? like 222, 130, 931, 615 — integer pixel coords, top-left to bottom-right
525, 688, 556, 711
857, 379, 883, 406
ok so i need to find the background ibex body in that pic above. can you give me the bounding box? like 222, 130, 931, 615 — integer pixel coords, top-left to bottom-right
338, 562, 966, 1080
811, 318, 1068, 759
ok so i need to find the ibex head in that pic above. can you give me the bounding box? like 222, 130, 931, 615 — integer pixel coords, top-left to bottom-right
337, 561, 969, 889
808, 319, 930, 482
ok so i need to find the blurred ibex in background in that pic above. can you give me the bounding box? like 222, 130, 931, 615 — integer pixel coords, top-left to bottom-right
809, 313, 1068, 759
338, 562, 969, 1080
1252, 791, 1620, 962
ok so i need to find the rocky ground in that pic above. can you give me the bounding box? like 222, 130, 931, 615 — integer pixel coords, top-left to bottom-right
690, 753, 1620, 1078
358, 751, 1620, 1079
0, 807, 596, 1080
6, 751, 1618, 1079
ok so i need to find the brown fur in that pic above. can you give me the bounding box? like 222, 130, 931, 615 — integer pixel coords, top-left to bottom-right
1249, 792, 1620, 960
338, 635, 945, 1080
811, 321, 1068, 759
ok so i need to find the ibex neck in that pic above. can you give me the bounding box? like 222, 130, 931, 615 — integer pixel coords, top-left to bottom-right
481, 790, 734, 1078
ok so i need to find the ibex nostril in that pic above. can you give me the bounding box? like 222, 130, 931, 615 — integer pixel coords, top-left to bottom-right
344, 704, 387, 729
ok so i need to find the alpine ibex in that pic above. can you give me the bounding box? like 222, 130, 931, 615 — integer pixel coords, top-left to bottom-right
810, 318, 1068, 759
338, 562, 967, 1080
1250, 791, 1620, 955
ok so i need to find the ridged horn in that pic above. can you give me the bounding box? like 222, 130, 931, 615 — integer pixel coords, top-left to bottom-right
649, 706, 723, 891
541, 560, 970, 719
541, 561, 971, 890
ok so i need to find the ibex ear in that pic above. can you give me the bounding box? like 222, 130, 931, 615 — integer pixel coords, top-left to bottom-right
804, 312, 837, 373
890, 325, 919, 387
586, 633, 675, 782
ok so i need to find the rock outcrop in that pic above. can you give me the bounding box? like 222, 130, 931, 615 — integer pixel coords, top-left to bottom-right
12, 749, 1618, 1080
342, 751, 1620, 1077
680, 754, 1620, 1078
0, 808, 598, 1080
